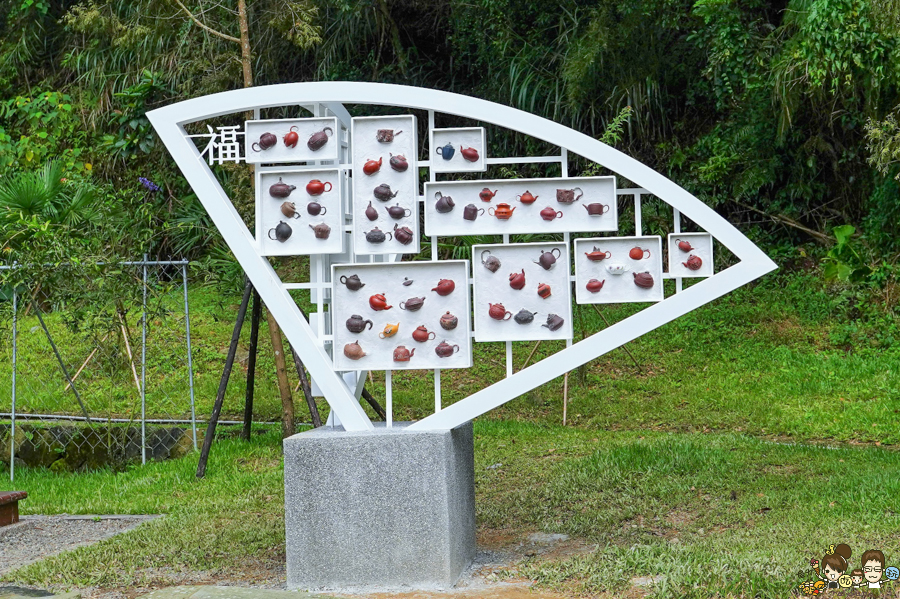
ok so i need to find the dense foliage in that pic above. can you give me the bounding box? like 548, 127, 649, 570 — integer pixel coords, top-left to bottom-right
0, 0, 898, 289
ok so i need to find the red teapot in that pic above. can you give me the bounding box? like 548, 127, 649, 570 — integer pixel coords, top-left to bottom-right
633, 272, 655, 288
629, 246, 651, 260
283, 125, 300, 148
683, 255, 703, 270
540, 206, 563, 221
537, 283, 552, 299
508, 269, 526, 290
393, 345, 415, 362
516, 190, 537, 204
479, 188, 498, 202
676, 238, 695, 252
369, 293, 392, 311
460, 146, 479, 162
584, 247, 611, 262
489, 203, 515, 220
488, 303, 513, 321
586, 278, 605, 293
432, 279, 455, 296
363, 157, 383, 175
306, 179, 332, 196
412, 325, 436, 343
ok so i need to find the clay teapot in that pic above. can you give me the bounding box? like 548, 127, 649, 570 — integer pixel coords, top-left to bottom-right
363, 157, 383, 175
365, 201, 378, 221
343, 340, 366, 361
584, 247, 611, 262
629, 246, 651, 260
346, 314, 373, 333
633, 272, 654, 288
306, 201, 326, 216
389, 153, 409, 172
280, 202, 302, 219
436, 142, 455, 160
393, 224, 414, 245
434, 192, 455, 214
365, 227, 392, 244
373, 183, 398, 201
393, 345, 415, 362
556, 187, 583, 204
376, 128, 402, 143
309, 223, 331, 239
386, 204, 411, 219
305, 179, 332, 196
379, 323, 399, 339
514, 309, 537, 325
283, 125, 300, 148
586, 278, 605, 293
543, 313, 565, 331
307, 126, 333, 151
402, 277, 414, 286
481, 250, 501, 273
479, 188, 498, 202
412, 325, 436, 343
488, 303, 513, 321
676, 238, 695, 252
584, 203, 610, 216
508, 269, 526, 290
460, 146, 479, 162
268, 221, 292, 242
252, 132, 277, 152
534, 248, 561, 270
463, 204, 484, 221
340, 274, 364, 291
269, 177, 297, 198
369, 293, 392, 311
435, 341, 460, 357
489, 203, 515, 220
432, 279, 455, 296
399, 296, 425, 311
683, 255, 703, 271
516, 190, 537, 205
540, 206, 563, 221
440, 311, 458, 330
537, 283, 552, 299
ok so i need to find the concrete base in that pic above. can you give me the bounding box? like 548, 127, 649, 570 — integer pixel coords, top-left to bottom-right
284, 422, 475, 590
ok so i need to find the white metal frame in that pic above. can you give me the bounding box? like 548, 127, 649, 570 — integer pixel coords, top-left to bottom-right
147, 82, 776, 432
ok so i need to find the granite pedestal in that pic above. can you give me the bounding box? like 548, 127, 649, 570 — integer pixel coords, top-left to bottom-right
283, 422, 475, 590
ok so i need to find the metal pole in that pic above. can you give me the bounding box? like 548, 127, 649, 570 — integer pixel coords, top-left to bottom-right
10, 289, 16, 482
141, 258, 148, 465
182, 264, 197, 450
33, 302, 92, 423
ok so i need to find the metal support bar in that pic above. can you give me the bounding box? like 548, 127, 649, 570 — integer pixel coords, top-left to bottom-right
141, 259, 148, 464
673, 208, 683, 294
242, 289, 261, 441
385, 370, 393, 428
10, 289, 16, 482
182, 264, 197, 449
32, 301, 92, 424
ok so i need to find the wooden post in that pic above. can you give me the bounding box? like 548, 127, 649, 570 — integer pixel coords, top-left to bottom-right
361, 387, 387, 421
289, 342, 322, 428
196, 279, 253, 479
241, 288, 261, 441
265, 310, 296, 439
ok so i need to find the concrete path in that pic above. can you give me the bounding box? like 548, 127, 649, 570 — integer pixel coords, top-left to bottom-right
140, 587, 341, 599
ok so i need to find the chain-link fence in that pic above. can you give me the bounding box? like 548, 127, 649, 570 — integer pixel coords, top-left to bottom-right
0, 260, 198, 481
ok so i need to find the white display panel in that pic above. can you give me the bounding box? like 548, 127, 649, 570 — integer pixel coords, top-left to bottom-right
574, 236, 663, 304
351, 116, 420, 255
255, 167, 344, 255
471, 242, 573, 342
667, 232, 714, 278
424, 176, 617, 236
430, 127, 486, 173
244, 117, 339, 164
332, 261, 472, 371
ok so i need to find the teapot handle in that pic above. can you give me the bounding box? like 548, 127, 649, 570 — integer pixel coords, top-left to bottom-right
427, 332, 436, 341
323, 182, 333, 193
556, 210, 564, 218
399, 302, 406, 310
435, 147, 443, 156
251, 142, 262, 152
385, 232, 393, 241
339, 275, 348, 284
481, 249, 491, 263
551, 248, 561, 258
403, 208, 412, 217
267, 228, 278, 240
322, 126, 333, 137
477, 208, 485, 216
503, 311, 512, 320
434, 191, 443, 200
365, 320, 373, 330
318, 206, 327, 215
290, 212, 301, 219
452, 344, 460, 353
488, 207, 495, 216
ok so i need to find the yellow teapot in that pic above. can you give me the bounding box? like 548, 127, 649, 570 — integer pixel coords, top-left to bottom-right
379, 323, 399, 339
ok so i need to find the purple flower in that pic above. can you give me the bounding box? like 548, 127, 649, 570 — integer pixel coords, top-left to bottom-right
139, 177, 160, 192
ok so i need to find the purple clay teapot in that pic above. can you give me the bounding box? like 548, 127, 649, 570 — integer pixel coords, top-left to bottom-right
463, 204, 485, 221
435, 191, 455, 214
481, 250, 501, 273
306, 201, 326, 216
252, 132, 277, 152
393, 345, 415, 362
402, 277, 414, 287
307, 126, 333, 151
542, 314, 565, 332
399, 296, 425, 311
268, 221, 293, 242
339, 274, 364, 291
432, 279, 456, 296
269, 177, 297, 198
514, 309, 537, 325
479, 188, 498, 202
393, 224, 414, 245
374, 183, 398, 201
683, 255, 703, 270
412, 325, 436, 343
386, 204, 411, 219
365, 201, 378, 221
488, 303, 513, 321
440, 311, 458, 330
389, 153, 409, 172
584, 203, 610, 216
365, 227, 392, 244
509, 269, 526, 290
280, 202, 301, 219
633, 272, 655, 288
345, 314, 373, 333
534, 247, 561, 270
376, 128, 402, 143
283, 126, 300, 148
435, 341, 460, 357
309, 223, 331, 239
556, 187, 583, 204
343, 340, 366, 360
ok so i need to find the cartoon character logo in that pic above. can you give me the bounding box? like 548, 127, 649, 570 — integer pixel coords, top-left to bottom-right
798, 546, 896, 595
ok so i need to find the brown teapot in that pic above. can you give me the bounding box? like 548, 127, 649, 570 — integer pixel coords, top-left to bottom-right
584, 247, 611, 262
365, 227, 392, 244
306, 201, 326, 216
373, 183, 398, 201
365, 201, 378, 221
393, 345, 415, 362
393, 224, 414, 245
481, 250, 501, 273
543, 314, 565, 331
307, 126, 333, 151
435, 341, 460, 357
252, 132, 277, 152
280, 202, 302, 219
389, 153, 409, 172
435, 191, 455, 214
270, 177, 297, 198
432, 279, 455, 296
489, 203, 515, 220
440, 311, 458, 330
340, 274, 364, 291
586, 278, 605, 293
509, 269, 526, 290
683, 255, 703, 270
346, 314, 373, 333
399, 296, 425, 311
412, 325, 436, 343
556, 187, 583, 204
488, 303, 513, 321
376, 128, 402, 143
463, 204, 484, 221
516, 190, 537, 204
386, 204, 411, 219
534, 248, 561, 270
309, 223, 331, 239
479, 188, 498, 202
633, 272, 654, 288
369, 293, 392, 311
343, 340, 366, 360
584, 203, 610, 216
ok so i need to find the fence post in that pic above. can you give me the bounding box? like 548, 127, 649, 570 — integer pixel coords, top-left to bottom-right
182, 263, 197, 450
10, 288, 16, 482
141, 257, 148, 465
